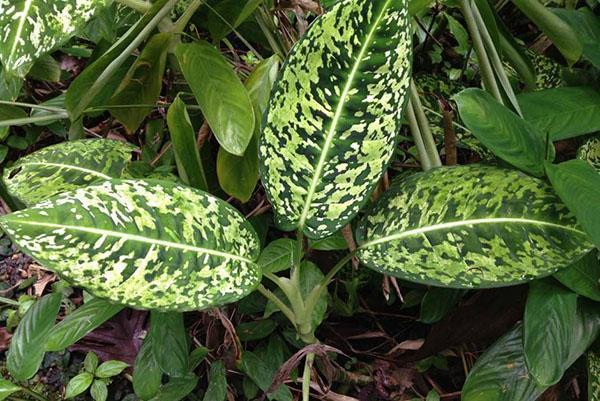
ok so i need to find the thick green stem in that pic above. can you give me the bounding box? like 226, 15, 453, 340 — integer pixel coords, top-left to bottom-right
302, 352, 315, 401
172, 0, 205, 33
257, 284, 296, 325
407, 101, 433, 171
409, 81, 442, 168
460, 0, 503, 103
20, 388, 48, 401
116, 0, 151, 13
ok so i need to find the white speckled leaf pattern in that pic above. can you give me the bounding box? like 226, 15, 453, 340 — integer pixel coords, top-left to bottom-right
0, 180, 262, 311
3, 139, 136, 206
590, 351, 600, 401
259, 0, 412, 239
578, 136, 600, 172
0, 0, 109, 76
356, 165, 593, 288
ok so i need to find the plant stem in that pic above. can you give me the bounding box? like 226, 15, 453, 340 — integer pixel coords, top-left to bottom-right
172, 0, 205, 33
0, 296, 19, 306
0, 113, 69, 128
407, 101, 433, 171
302, 352, 315, 401
409, 81, 442, 168
256, 284, 296, 325
460, 0, 503, 103
115, 0, 151, 13
20, 388, 49, 401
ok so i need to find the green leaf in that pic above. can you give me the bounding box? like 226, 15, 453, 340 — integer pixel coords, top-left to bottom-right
0, 0, 109, 76
445, 13, 469, 54
419, 288, 463, 324
461, 325, 547, 401
45, 298, 124, 351
237, 319, 277, 341
149, 312, 189, 377
0, 379, 21, 401
308, 231, 348, 251
545, 159, 600, 249
463, 300, 600, 401
512, 0, 582, 65
28, 55, 61, 82
202, 361, 227, 401
167, 95, 208, 190
0, 104, 27, 140
589, 351, 600, 401
7, 292, 62, 380
578, 136, 600, 172
0, 179, 262, 311
259, 0, 413, 239
524, 280, 578, 386
84, 352, 99, 373
133, 338, 162, 401
148, 375, 198, 401
2, 139, 136, 206
217, 55, 280, 202
454, 88, 546, 176
96, 360, 129, 378
90, 380, 108, 401
66, 372, 94, 399
240, 351, 292, 401
205, 0, 265, 40
518, 87, 600, 141
175, 41, 255, 156
65, 0, 177, 120
257, 238, 298, 274
553, 8, 600, 69
109, 33, 173, 133
554, 251, 600, 302
356, 165, 592, 288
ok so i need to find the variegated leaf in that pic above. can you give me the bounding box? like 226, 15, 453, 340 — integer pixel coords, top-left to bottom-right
3, 139, 135, 206
590, 351, 600, 401
259, 0, 412, 239
0, 0, 109, 77
578, 136, 600, 172
356, 165, 592, 288
0, 180, 262, 311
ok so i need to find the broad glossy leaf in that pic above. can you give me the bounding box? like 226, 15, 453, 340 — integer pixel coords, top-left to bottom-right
546, 159, 600, 248
110, 33, 172, 133
149, 312, 188, 377
167, 95, 208, 190
148, 375, 198, 401
28, 54, 61, 82
45, 298, 124, 351
257, 238, 298, 274
419, 288, 464, 324
462, 325, 547, 401
217, 55, 279, 202
454, 88, 546, 176
524, 280, 578, 386
553, 8, 600, 69
0, 179, 262, 311
578, 136, 600, 172
175, 41, 255, 156
259, 0, 413, 239
590, 351, 600, 401
133, 338, 162, 401
8, 292, 62, 380
554, 251, 600, 302
0, 379, 21, 401
202, 361, 227, 401
518, 87, 600, 141
356, 165, 592, 288
237, 319, 277, 341
240, 351, 293, 401
3, 139, 136, 206
0, 0, 109, 76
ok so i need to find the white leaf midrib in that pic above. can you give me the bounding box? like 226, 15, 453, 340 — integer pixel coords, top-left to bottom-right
6, 220, 254, 264
8, 0, 33, 66
359, 217, 587, 249
297, 0, 393, 231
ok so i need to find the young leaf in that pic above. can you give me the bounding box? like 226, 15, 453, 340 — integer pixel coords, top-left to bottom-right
167, 95, 208, 191
356, 165, 592, 288
175, 41, 255, 156
554, 251, 600, 302
109, 33, 173, 133
257, 238, 298, 274
65, 0, 177, 120
545, 159, 600, 249
0, 0, 109, 77
512, 0, 582, 65
202, 361, 227, 401
45, 298, 124, 351
217, 55, 280, 202
7, 292, 62, 380
0, 179, 262, 311
2, 139, 136, 206
149, 312, 189, 377
524, 280, 578, 386
65, 372, 94, 399
259, 0, 413, 239
84, 352, 99, 373
454, 88, 546, 176
0, 379, 21, 401
133, 339, 162, 401
95, 360, 129, 378
90, 380, 108, 401
518, 87, 600, 141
